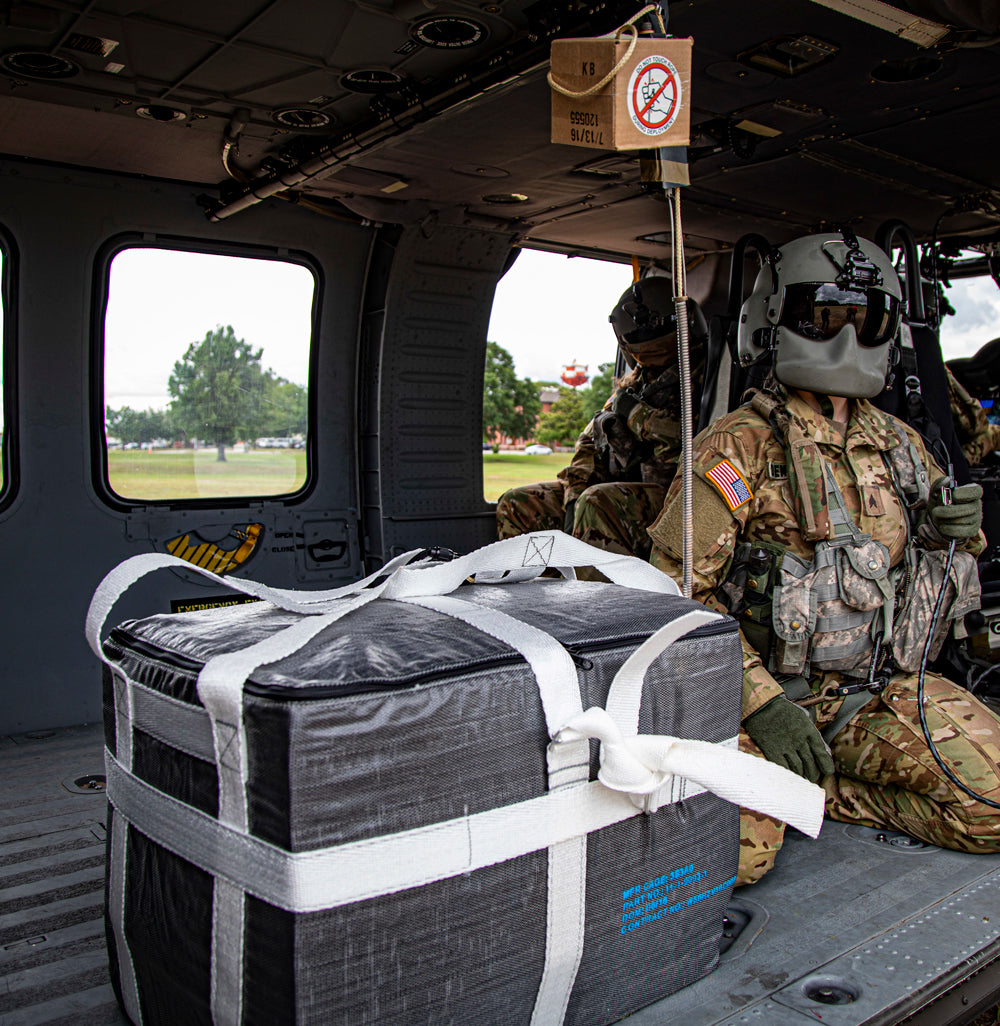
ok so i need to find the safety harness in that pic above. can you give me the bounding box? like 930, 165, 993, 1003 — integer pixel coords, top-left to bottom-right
723, 389, 979, 742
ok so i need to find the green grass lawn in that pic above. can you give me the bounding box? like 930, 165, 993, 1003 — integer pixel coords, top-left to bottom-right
107, 447, 569, 502
481, 452, 570, 501
108, 448, 307, 500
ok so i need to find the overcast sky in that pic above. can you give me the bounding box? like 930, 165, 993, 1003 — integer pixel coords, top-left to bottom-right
488, 249, 632, 383
104, 248, 314, 410
936, 275, 1000, 362
93, 245, 1000, 409
488, 249, 1000, 380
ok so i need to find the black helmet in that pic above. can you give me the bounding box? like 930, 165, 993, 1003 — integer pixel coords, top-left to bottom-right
609, 277, 707, 367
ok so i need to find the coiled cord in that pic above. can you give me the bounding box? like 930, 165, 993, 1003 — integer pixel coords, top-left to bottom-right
668, 186, 693, 599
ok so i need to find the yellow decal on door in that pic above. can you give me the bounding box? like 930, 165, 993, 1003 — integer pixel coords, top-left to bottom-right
165, 523, 264, 574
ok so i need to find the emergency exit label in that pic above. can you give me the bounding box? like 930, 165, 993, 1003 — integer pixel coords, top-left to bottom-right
627, 55, 681, 136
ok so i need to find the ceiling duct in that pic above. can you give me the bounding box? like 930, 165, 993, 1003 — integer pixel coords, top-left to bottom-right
1, 50, 79, 79
272, 108, 332, 130
410, 16, 488, 48
136, 105, 187, 122
340, 69, 407, 93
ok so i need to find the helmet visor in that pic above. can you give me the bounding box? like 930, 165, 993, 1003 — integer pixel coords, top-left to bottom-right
614, 301, 678, 365
780, 283, 899, 347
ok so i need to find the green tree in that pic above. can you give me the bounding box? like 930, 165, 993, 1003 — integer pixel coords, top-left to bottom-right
106, 405, 140, 444
259, 374, 308, 438
536, 386, 586, 447
106, 405, 174, 445
168, 325, 267, 461
580, 362, 616, 422
483, 341, 542, 450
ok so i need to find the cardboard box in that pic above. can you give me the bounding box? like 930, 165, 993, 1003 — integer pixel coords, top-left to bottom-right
550, 36, 693, 151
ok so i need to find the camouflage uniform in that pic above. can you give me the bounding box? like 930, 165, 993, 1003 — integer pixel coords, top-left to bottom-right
648, 386, 1000, 885
496, 363, 691, 558
948, 366, 1000, 467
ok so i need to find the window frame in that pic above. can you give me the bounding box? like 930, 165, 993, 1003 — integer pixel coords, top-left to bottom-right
0, 224, 19, 513
91, 233, 322, 511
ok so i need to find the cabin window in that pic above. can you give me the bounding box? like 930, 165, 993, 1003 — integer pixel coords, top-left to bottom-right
939, 269, 1000, 365
483, 248, 630, 501
101, 246, 315, 503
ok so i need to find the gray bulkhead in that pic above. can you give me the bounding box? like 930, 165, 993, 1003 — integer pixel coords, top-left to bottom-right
0, 158, 505, 733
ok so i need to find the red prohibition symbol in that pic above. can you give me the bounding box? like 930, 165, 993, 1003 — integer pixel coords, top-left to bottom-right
628, 57, 680, 135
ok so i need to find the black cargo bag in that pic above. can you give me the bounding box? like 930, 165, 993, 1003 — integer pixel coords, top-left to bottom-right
87, 532, 822, 1026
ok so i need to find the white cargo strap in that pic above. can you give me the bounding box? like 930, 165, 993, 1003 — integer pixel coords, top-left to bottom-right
85, 547, 426, 659
405, 593, 584, 737
403, 593, 589, 1026
88, 546, 424, 1026
104, 751, 697, 910
196, 593, 386, 1026
102, 719, 823, 905
107, 665, 143, 1026
379, 531, 679, 599
595, 608, 824, 830
555, 708, 824, 838
89, 532, 822, 1026
606, 610, 723, 730
604, 610, 734, 814
85, 533, 677, 661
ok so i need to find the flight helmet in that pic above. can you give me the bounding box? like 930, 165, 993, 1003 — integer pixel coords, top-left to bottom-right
737, 230, 902, 398
610, 276, 707, 367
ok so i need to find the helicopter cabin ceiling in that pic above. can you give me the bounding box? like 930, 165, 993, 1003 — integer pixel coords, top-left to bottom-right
0, 0, 998, 264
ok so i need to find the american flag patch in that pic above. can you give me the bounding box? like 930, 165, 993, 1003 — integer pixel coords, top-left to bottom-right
705, 459, 753, 511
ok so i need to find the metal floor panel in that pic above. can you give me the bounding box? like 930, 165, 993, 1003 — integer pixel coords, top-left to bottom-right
4, 722, 1000, 1026
634, 823, 1000, 1025
0, 722, 127, 1026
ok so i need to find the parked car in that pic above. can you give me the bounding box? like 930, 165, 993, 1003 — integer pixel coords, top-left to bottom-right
524, 444, 553, 455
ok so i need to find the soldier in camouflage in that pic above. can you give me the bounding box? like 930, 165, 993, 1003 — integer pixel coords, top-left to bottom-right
948, 365, 1000, 466
649, 232, 1000, 885
496, 278, 706, 559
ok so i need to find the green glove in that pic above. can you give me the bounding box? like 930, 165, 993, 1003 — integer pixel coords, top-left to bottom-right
744, 696, 834, 782
611, 389, 640, 422
638, 370, 678, 410
927, 477, 983, 540
563, 498, 577, 535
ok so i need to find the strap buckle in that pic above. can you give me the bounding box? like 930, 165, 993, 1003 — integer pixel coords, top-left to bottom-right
411, 545, 460, 564
833, 678, 887, 697
847, 633, 892, 697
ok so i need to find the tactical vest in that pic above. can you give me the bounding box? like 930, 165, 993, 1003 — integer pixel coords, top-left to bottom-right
729, 390, 979, 683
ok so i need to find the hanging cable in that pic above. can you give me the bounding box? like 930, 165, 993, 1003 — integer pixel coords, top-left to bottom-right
668, 186, 693, 598
222, 108, 252, 183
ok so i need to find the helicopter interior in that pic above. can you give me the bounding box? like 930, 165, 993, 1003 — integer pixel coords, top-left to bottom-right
5, 4, 1000, 1026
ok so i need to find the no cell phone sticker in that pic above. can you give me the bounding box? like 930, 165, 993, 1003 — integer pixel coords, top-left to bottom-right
627, 54, 682, 137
